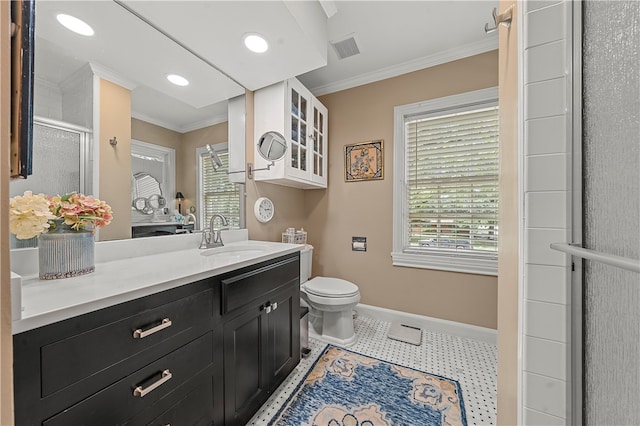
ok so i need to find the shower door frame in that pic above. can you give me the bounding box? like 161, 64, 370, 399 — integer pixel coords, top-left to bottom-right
570, 1, 583, 424
32, 116, 93, 195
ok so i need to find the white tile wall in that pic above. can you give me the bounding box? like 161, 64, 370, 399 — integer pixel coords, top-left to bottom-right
525, 301, 567, 342
524, 408, 566, 426
526, 2, 566, 48
524, 336, 567, 379
525, 265, 569, 304
522, 1, 574, 424
524, 372, 568, 419
525, 154, 569, 192
525, 41, 566, 84
526, 192, 568, 229
525, 78, 567, 119
34, 77, 63, 120
525, 228, 570, 266
525, 1, 562, 14
525, 116, 568, 155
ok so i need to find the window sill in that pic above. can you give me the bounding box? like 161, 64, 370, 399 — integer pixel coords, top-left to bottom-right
391, 251, 498, 276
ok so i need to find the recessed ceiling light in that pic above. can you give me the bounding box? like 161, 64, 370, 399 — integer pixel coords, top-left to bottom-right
243, 33, 269, 53
166, 74, 189, 87
56, 14, 94, 36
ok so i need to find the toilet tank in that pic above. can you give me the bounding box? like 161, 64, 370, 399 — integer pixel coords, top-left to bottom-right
299, 244, 313, 284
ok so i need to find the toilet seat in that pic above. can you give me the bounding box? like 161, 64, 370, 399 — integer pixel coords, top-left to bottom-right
304, 277, 359, 298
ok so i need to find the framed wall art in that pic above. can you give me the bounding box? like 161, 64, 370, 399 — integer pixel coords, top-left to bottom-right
344, 140, 384, 182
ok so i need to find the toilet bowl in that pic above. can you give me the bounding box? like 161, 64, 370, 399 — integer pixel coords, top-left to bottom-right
299, 245, 360, 346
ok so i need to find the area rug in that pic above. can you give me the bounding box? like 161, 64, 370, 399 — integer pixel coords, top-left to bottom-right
269, 345, 466, 426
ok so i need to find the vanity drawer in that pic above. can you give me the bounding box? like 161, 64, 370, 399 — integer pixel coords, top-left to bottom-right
43, 332, 214, 426
139, 376, 213, 426
40, 288, 213, 398
221, 253, 299, 315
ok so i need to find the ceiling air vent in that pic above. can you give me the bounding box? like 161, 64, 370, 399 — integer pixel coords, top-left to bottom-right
330, 35, 360, 60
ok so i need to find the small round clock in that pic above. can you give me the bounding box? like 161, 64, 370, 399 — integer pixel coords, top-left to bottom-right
254, 197, 275, 223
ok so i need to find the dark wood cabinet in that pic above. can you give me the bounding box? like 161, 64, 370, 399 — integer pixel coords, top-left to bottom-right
221, 254, 300, 426
131, 223, 194, 238
13, 251, 300, 425
14, 277, 222, 426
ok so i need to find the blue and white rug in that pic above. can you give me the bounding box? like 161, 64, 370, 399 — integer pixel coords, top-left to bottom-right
269, 345, 467, 426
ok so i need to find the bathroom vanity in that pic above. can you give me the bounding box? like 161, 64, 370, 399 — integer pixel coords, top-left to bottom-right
11, 235, 301, 425
131, 222, 195, 238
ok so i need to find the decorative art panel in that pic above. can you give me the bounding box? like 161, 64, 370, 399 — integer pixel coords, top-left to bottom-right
344, 140, 384, 182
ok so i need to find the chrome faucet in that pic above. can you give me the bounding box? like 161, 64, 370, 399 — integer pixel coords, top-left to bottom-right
182, 213, 197, 225
199, 214, 229, 249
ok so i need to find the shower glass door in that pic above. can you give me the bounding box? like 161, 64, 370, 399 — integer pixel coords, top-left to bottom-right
9, 118, 92, 248
581, 1, 640, 424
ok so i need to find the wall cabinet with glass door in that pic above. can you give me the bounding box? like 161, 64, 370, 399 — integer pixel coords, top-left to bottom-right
254, 78, 328, 189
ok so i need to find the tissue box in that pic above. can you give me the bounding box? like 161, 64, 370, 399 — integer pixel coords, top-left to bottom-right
11, 272, 22, 321
282, 231, 307, 244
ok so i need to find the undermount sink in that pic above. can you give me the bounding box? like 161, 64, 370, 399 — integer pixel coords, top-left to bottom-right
200, 243, 270, 257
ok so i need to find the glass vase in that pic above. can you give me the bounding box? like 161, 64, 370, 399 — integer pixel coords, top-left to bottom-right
38, 220, 95, 280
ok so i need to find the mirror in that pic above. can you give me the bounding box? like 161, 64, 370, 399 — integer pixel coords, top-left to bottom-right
132, 172, 162, 201
257, 131, 288, 162
132, 172, 165, 215
147, 194, 167, 210
34, 1, 244, 130
23, 1, 246, 240
132, 197, 149, 213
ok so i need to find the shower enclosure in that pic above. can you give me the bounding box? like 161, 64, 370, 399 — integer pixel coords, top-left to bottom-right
9, 118, 92, 248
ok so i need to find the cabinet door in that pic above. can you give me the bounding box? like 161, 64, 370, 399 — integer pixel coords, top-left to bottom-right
266, 287, 300, 391
287, 78, 312, 180
223, 304, 269, 425
310, 100, 328, 186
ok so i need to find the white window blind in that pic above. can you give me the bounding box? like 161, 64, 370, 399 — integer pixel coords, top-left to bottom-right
406, 106, 499, 253
392, 87, 499, 275
200, 150, 242, 229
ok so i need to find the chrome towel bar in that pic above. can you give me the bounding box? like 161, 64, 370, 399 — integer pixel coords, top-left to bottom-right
550, 243, 640, 273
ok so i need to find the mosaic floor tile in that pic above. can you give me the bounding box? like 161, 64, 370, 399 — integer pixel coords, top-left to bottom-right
248, 315, 497, 426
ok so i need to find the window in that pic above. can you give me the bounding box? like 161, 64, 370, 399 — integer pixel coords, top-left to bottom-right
392, 88, 499, 275
197, 143, 244, 230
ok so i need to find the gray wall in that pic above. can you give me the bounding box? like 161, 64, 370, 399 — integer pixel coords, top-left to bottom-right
582, 1, 640, 424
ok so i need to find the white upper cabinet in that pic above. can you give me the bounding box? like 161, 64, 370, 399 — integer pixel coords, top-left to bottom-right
254, 78, 328, 189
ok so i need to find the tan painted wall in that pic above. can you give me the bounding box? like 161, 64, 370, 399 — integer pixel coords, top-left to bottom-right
131, 118, 182, 212
497, 1, 519, 424
98, 79, 131, 241
1, 2, 14, 423
131, 118, 181, 151
304, 51, 499, 329
179, 122, 228, 215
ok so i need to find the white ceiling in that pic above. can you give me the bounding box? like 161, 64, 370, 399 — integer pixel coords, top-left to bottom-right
35, 1, 498, 133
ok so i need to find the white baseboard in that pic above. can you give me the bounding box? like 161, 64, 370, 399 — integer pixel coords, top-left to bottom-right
354, 303, 497, 345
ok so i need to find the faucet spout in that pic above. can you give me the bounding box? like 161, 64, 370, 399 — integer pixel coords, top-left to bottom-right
199, 214, 229, 249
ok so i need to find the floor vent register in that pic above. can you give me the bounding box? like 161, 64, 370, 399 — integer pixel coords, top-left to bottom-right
387, 322, 422, 346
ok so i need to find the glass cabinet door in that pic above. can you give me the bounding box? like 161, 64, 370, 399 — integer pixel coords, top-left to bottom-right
311, 103, 327, 184
289, 84, 309, 178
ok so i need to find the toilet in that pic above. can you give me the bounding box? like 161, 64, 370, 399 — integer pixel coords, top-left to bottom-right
299, 245, 360, 346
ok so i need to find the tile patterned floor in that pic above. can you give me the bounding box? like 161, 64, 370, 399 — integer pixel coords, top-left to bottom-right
248, 315, 497, 426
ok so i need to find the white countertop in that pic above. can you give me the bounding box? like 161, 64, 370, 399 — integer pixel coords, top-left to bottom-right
131, 222, 190, 227
11, 233, 302, 334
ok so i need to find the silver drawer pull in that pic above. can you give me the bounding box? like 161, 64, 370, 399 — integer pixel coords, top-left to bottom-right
272, 302, 278, 310
133, 318, 172, 339
133, 369, 172, 397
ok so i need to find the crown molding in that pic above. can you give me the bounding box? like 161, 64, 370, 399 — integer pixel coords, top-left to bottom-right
179, 113, 229, 133
89, 62, 137, 91
309, 37, 498, 96
131, 111, 228, 134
